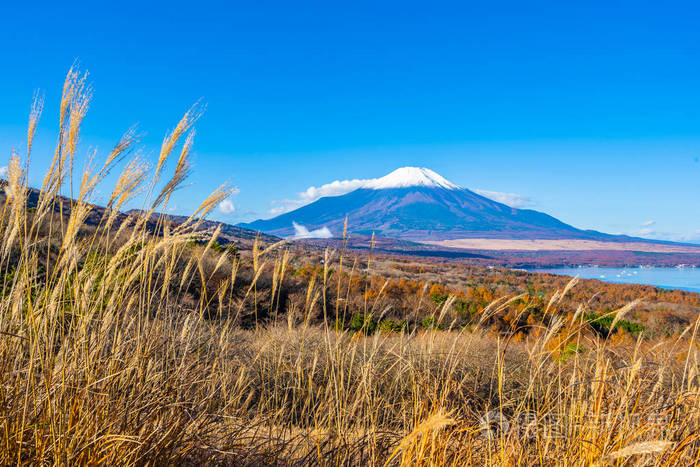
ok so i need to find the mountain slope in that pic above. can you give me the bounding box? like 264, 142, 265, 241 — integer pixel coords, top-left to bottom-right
238, 167, 665, 243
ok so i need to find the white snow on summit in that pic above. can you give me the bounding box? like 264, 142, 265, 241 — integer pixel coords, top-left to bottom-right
364, 167, 460, 190
268, 167, 463, 215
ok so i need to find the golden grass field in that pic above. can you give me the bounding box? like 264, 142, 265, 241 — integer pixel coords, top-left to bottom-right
0, 69, 698, 465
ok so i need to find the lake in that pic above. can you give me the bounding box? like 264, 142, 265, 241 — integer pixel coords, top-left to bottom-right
527, 267, 700, 293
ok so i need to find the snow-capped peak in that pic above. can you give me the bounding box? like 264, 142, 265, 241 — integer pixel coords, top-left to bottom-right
364, 167, 460, 190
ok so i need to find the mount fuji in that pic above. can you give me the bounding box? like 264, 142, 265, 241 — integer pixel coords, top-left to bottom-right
238, 167, 672, 247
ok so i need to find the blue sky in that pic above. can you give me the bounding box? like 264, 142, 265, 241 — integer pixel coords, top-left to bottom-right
1, 1, 699, 242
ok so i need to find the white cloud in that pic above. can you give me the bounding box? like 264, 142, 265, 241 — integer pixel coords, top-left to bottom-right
472, 189, 535, 208
292, 222, 333, 239
299, 179, 367, 202
268, 183, 349, 215
642, 220, 656, 226
268, 178, 369, 215
0, 166, 7, 178
218, 199, 236, 214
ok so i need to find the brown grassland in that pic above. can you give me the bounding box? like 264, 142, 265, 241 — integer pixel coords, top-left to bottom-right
0, 69, 698, 465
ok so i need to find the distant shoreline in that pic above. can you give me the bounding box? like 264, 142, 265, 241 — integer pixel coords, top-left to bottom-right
423, 238, 700, 253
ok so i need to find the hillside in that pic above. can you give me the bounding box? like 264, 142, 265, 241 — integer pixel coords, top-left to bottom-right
0, 181, 279, 252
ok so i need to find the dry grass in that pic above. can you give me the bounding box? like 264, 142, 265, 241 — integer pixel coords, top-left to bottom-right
0, 69, 698, 465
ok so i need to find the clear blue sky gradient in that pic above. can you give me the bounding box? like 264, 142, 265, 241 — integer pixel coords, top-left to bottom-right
1, 1, 699, 241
